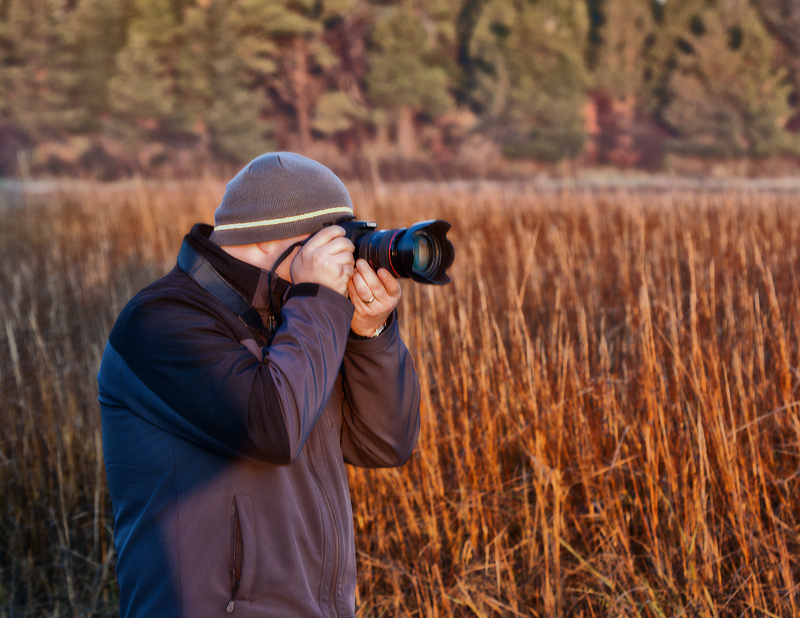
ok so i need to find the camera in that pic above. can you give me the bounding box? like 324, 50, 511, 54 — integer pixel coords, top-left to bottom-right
335, 217, 455, 285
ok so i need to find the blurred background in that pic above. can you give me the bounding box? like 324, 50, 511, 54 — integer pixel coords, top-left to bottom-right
3, 2, 800, 617
1, 0, 799, 181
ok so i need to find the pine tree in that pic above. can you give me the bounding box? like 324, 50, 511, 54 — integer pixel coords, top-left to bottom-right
658, 0, 796, 158
454, 0, 490, 105
178, 0, 274, 162
311, 91, 368, 145
593, 0, 653, 100
590, 0, 656, 166
108, 31, 175, 134
309, 4, 373, 152
365, 4, 453, 157
1, 0, 85, 140
0, 0, 9, 120
470, 0, 589, 161
754, 0, 800, 132
71, 0, 132, 125
107, 0, 180, 142
231, 0, 353, 148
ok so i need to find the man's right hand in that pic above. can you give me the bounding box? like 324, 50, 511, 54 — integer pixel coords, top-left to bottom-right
290, 225, 355, 296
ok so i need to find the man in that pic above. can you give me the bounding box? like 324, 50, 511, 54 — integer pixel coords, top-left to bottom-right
98, 152, 421, 617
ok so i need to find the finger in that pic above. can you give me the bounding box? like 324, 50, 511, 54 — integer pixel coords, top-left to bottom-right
376, 267, 401, 298
347, 278, 361, 305
329, 248, 355, 267
354, 258, 382, 289
348, 278, 376, 307
305, 236, 354, 261
357, 260, 400, 299
304, 224, 345, 249
326, 236, 355, 256
351, 270, 375, 304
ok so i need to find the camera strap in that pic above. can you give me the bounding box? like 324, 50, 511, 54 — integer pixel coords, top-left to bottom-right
264, 236, 311, 332
177, 240, 275, 342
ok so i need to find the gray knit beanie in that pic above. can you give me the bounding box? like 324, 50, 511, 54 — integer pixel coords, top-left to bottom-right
209, 152, 354, 245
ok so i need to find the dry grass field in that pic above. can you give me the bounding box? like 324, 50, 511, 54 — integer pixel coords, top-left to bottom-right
1, 179, 799, 617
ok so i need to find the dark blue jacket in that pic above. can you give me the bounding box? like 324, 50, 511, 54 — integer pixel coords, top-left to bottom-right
98, 224, 421, 617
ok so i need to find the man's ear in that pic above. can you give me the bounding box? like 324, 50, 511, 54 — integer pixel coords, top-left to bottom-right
255, 241, 278, 271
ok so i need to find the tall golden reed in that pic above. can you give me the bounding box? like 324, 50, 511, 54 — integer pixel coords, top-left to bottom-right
0, 179, 798, 617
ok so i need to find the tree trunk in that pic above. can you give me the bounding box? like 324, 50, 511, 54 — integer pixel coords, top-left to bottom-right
396, 104, 416, 158
289, 37, 312, 148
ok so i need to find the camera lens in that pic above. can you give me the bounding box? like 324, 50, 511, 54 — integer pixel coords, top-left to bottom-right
338, 218, 454, 285
414, 235, 431, 271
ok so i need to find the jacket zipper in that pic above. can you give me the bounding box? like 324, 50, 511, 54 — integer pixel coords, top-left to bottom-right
308, 437, 341, 615
226, 580, 240, 613
227, 499, 243, 613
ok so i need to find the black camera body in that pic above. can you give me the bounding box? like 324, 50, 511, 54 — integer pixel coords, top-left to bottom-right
336, 218, 455, 285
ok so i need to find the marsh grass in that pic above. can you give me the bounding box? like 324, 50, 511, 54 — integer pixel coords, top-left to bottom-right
1, 179, 798, 616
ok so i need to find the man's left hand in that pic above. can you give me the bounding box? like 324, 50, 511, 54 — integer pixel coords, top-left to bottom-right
348, 259, 401, 337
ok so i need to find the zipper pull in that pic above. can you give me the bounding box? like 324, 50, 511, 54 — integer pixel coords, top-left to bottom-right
226, 580, 240, 613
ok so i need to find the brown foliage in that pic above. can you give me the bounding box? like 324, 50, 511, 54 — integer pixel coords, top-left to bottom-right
1, 180, 799, 616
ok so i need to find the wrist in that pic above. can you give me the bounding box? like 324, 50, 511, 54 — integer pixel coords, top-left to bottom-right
350, 319, 388, 340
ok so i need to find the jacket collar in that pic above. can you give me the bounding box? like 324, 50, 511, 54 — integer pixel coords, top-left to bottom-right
186, 223, 291, 318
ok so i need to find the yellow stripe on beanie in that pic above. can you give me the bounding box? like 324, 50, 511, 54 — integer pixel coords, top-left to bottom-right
213, 206, 354, 232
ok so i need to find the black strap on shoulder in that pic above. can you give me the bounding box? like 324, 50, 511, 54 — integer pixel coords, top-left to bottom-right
177, 240, 275, 341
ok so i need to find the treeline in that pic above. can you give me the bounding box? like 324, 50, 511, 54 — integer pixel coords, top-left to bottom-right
1, 0, 799, 178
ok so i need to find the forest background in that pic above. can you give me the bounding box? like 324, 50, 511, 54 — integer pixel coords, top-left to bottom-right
3, 1, 800, 616
2, 0, 800, 180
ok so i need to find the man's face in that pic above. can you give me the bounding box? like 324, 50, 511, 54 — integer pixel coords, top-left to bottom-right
257, 232, 310, 281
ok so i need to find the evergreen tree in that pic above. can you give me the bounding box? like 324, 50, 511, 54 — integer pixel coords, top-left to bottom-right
754, 0, 800, 132
0, 0, 797, 176
470, 0, 590, 161
72, 0, 133, 125
309, 4, 373, 152
590, 0, 656, 166
107, 0, 180, 142
658, 0, 797, 158
1, 0, 85, 140
231, 0, 353, 148
365, 4, 453, 157
455, 0, 490, 105
593, 0, 653, 101
0, 7, 9, 124
108, 31, 175, 134
178, 0, 274, 162
311, 90, 368, 147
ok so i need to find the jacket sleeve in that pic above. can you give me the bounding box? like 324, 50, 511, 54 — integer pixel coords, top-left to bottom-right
264, 285, 354, 461
339, 313, 422, 468
105, 282, 353, 464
